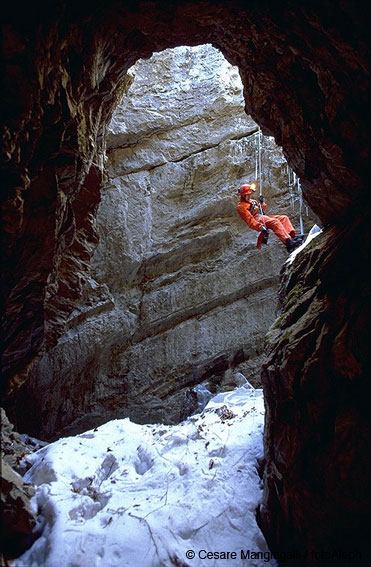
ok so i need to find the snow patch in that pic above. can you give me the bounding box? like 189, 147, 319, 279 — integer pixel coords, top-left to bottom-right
286, 224, 323, 265
15, 388, 276, 567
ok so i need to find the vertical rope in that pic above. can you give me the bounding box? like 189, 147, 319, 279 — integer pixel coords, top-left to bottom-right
288, 165, 294, 210
258, 128, 262, 195
256, 128, 267, 230
297, 178, 304, 234
288, 165, 306, 233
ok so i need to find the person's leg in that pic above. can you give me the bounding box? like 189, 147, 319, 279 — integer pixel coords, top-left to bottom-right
274, 215, 296, 236
259, 215, 291, 244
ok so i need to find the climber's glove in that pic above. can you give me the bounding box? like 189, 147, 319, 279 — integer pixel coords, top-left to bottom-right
258, 195, 265, 204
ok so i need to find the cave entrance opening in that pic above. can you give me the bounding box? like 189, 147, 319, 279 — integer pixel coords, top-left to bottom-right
5, 44, 315, 441
6, 45, 314, 441
85, 44, 312, 427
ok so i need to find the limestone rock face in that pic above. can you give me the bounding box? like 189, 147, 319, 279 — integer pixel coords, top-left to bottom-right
19, 46, 307, 439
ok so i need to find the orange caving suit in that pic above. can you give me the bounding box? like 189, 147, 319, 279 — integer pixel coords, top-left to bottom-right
237, 198, 295, 244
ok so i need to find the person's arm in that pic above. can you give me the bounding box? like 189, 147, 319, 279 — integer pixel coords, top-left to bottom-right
237, 202, 263, 231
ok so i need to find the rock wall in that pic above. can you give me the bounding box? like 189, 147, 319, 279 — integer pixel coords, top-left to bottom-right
18, 46, 310, 439
0, 408, 46, 560
259, 219, 370, 564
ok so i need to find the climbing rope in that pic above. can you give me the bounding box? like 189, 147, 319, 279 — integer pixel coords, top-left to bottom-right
258, 128, 262, 196
297, 178, 304, 235
287, 166, 305, 234
254, 128, 263, 195
254, 128, 267, 238
288, 166, 295, 208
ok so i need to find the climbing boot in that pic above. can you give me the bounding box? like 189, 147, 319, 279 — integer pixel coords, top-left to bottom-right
292, 234, 304, 244
285, 238, 301, 252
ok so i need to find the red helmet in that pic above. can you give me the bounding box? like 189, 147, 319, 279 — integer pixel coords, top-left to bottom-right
240, 183, 256, 196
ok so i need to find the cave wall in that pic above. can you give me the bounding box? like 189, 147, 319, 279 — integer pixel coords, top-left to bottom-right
1, 0, 369, 562
260, 219, 370, 564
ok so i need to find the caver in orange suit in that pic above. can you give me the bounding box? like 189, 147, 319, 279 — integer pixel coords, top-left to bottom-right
237, 183, 300, 251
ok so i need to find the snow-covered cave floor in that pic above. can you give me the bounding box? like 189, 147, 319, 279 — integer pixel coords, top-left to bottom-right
14, 387, 277, 567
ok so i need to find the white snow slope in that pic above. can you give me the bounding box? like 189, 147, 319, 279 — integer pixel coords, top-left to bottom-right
286, 224, 323, 265
15, 387, 277, 567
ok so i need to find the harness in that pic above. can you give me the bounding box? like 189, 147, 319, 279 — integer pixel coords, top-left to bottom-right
248, 199, 260, 216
